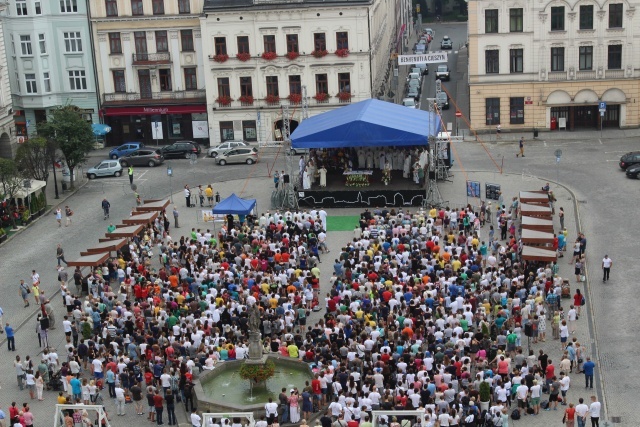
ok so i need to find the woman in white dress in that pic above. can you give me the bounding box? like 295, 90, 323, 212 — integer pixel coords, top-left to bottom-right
365, 150, 374, 169
303, 167, 311, 189
319, 166, 327, 187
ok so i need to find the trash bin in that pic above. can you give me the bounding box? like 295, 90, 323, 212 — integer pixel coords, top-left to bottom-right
61, 181, 68, 191
533, 129, 539, 138
550, 117, 558, 130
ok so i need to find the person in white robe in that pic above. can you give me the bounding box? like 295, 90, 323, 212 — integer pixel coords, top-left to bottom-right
303, 168, 311, 189
319, 166, 327, 187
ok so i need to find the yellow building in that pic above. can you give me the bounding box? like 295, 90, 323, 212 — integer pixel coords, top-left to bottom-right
468, 0, 639, 132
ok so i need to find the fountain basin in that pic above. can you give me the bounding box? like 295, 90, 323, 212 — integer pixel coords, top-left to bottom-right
194, 355, 314, 413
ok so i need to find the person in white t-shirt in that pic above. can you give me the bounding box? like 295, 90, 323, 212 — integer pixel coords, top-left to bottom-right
602, 255, 612, 282
575, 397, 589, 426
589, 396, 601, 425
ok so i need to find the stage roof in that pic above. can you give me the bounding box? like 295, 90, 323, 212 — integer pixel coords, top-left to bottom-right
212, 193, 256, 215
291, 99, 441, 149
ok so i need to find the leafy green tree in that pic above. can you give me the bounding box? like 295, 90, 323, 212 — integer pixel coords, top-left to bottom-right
0, 158, 24, 229
15, 136, 57, 183
37, 106, 94, 190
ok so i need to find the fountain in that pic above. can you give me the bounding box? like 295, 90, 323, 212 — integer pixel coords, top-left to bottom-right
194, 305, 314, 413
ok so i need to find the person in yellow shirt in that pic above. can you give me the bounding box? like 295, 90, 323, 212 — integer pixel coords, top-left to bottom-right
429, 207, 437, 219
451, 257, 462, 272
287, 342, 299, 358
205, 184, 214, 206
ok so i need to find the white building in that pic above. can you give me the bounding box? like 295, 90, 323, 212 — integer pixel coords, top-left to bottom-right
0, 2, 15, 158
201, 0, 397, 144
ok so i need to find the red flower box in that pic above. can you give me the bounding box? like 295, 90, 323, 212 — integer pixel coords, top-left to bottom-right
337, 92, 352, 101
286, 51, 300, 60
335, 48, 350, 58
213, 53, 229, 63
236, 52, 251, 62
313, 93, 329, 102
288, 93, 302, 104
312, 49, 328, 58
265, 94, 280, 105
239, 95, 254, 105
215, 95, 233, 106
261, 52, 277, 61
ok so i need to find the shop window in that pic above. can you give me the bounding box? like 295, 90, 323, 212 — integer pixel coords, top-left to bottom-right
243, 120, 257, 142
220, 121, 234, 141
509, 97, 524, 124
486, 98, 500, 125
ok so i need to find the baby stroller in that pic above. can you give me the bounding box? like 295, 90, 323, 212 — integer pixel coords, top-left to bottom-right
48, 370, 64, 391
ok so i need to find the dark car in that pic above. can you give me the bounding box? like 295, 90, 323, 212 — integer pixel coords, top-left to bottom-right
626, 164, 640, 178
160, 141, 200, 159
119, 149, 164, 167
619, 151, 640, 169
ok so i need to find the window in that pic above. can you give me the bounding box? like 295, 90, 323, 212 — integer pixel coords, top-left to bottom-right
43, 72, 51, 92
184, 68, 197, 90
485, 49, 499, 73
314, 33, 326, 51
485, 9, 498, 33
16, 1, 27, 16
509, 97, 524, 124
214, 37, 227, 55
510, 8, 523, 32
220, 122, 234, 141
131, 0, 143, 15
551, 7, 565, 31
579, 46, 593, 70
315, 73, 328, 94
69, 70, 87, 90
64, 32, 83, 52
338, 73, 351, 93
579, 5, 593, 30
240, 77, 252, 97
159, 69, 171, 91
109, 33, 122, 54
336, 32, 349, 49
510, 49, 523, 73
263, 35, 276, 53
486, 98, 500, 125
266, 76, 278, 97
60, 0, 78, 13
289, 75, 301, 94
609, 4, 623, 28
217, 77, 230, 97
156, 31, 168, 52
38, 34, 46, 54
237, 36, 249, 54
105, 0, 118, 16
152, 0, 164, 15
113, 70, 126, 92
608, 44, 622, 69
181, 30, 194, 52
134, 31, 147, 54
286, 34, 299, 53
551, 47, 564, 71
35, 1, 41, 14
25, 74, 37, 93
178, 0, 190, 14
20, 35, 32, 56
14, 73, 20, 93
243, 121, 257, 142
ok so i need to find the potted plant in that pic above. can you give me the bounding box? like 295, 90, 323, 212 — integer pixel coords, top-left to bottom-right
479, 381, 491, 412
337, 91, 352, 102
236, 52, 251, 62
38, 193, 47, 216
213, 53, 229, 63
239, 95, 254, 106
215, 95, 233, 106
265, 94, 280, 106
288, 93, 302, 104
335, 48, 350, 57
313, 92, 329, 102
312, 49, 328, 58
21, 208, 31, 225
285, 51, 300, 60
238, 360, 276, 384
261, 51, 277, 61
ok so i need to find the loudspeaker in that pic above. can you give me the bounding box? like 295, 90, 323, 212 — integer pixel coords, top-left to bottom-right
524, 323, 533, 337
283, 174, 290, 183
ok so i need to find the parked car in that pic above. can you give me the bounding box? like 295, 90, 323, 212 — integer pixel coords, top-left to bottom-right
407, 79, 421, 95
436, 65, 450, 81
407, 72, 422, 83
402, 98, 419, 109
619, 151, 640, 169
290, 147, 310, 155
216, 147, 259, 165
424, 28, 435, 38
414, 43, 427, 54
109, 142, 144, 159
412, 63, 429, 75
160, 141, 201, 159
406, 86, 420, 100
436, 92, 450, 110
441, 35, 453, 49
119, 149, 165, 167
625, 164, 640, 178
86, 160, 123, 179
207, 141, 249, 158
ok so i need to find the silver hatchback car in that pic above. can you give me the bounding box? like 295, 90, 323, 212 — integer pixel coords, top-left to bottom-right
86, 160, 123, 179
216, 147, 259, 165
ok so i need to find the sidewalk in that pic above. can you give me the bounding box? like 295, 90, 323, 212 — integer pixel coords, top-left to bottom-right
466, 126, 640, 144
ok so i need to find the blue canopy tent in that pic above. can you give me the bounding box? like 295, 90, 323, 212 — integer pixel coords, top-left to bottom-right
212, 193, 257, 215
290, 99, 440, 149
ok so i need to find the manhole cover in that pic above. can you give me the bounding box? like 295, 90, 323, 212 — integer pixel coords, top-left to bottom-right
611, 416, 622, 423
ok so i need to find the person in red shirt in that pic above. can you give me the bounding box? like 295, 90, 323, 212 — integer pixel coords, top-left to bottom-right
153, 391, 164, 425
311, 374, 322, 405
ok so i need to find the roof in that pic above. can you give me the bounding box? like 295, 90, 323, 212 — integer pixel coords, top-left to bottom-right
521, 245, 557, 262
212, 193, 257, 215
291, 99, 440, 149
67, 253, 111, 267
204, 0, 371, 11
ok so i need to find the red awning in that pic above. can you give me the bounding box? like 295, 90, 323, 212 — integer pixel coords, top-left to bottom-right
396, 23, 407, 43
104, 105, 207, 116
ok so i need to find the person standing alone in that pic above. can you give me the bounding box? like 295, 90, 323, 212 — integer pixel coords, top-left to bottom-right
184, 185, 191, 208
128, 165, 134, 185
602, 255, 612, 282
5, 323, 15, 351
516, 137, 525, 157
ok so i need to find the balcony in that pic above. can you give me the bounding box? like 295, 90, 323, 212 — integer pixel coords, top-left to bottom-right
132, 52, 171, 66
576, 70, 596, 80
103, 90, 206, 105
605, 69, 624, 79
548, 71, 567, 81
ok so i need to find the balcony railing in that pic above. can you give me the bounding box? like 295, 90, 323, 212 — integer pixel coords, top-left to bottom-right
132, 52, 171, 65
103, 90, 205, 103
212, 97, 356, 109
576, 70, 596, 80
548, 71, 567, 81
605, 69, 624, 79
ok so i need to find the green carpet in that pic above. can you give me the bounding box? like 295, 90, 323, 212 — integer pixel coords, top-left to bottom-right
326, 215, 360, 231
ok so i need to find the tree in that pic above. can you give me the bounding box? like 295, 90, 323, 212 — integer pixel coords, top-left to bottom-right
37, 106, 94, 190
0, 158, 24, 229
15, 136, 57, 183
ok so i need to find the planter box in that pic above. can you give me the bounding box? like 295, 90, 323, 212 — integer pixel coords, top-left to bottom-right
0, 234, 6, 243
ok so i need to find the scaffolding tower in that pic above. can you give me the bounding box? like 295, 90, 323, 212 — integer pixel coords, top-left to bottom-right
423, 98, 445, 208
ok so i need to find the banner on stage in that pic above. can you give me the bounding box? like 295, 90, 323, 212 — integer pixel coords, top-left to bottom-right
398, 52, 448, 65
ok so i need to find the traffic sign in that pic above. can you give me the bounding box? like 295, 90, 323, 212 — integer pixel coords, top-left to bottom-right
599, 101, 607, 112
455, 111, 462, 117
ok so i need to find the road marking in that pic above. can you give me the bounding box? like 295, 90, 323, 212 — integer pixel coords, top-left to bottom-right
544, 142, 547, 147
605, 159, 620, 162
137, 170, 148, 179
599, 139, 603, 145
605, 151, 628, 154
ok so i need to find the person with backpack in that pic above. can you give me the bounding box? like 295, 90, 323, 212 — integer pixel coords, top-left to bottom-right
183, 379, 194, 412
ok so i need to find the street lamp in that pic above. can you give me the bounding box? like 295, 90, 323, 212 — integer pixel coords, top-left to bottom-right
555, 149, 562, 187
167, 165, 173, 202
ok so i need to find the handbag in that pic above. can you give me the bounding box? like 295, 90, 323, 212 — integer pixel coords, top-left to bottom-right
578, 357, 584, 363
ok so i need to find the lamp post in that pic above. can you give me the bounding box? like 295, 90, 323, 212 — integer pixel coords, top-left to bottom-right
52, 156, 59, 199
167, 165, 173, 202
555, 149, 562, 188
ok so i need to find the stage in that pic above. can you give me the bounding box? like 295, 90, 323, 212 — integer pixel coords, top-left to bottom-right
297, 169, 426, 207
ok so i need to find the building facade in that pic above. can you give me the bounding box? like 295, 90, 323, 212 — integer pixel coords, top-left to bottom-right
0, 2, 15, 158
201, 0, 396, 144
468, 0, 639, 132
3, 0, 99, 143
89, 0, 207, 147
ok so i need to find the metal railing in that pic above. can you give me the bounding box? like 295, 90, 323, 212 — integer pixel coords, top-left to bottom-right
132, 52, 171, 63
103, 89, 205, 103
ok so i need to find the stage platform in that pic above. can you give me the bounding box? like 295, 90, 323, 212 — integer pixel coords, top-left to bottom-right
297, 169, 426, 208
